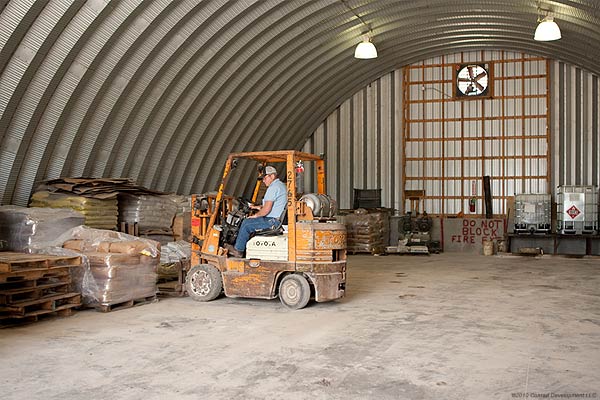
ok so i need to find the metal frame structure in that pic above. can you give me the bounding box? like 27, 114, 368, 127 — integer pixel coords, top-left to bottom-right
402, 52, 551, 216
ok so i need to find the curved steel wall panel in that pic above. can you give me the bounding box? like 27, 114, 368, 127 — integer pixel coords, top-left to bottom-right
551, 61, 600, 188
123, 1, 246, 189
0, 1, 599, 206
21, 1, 114, 199
174, 2, 345, 195
108, 1, 222, 181
1, 1, 84, 206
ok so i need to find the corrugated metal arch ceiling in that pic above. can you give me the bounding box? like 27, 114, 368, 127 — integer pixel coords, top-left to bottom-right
0, 0, 599, 205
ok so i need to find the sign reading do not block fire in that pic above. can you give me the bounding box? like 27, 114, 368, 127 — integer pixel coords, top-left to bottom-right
442, 218, 506, 253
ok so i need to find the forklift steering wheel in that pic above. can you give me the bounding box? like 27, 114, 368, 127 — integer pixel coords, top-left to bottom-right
238, 197, 253, 214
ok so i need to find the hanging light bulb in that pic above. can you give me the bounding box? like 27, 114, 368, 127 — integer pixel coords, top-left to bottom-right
354, 35, 378, 59
534, 16, 562, 41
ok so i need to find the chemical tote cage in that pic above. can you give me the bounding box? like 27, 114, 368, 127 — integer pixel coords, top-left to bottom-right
556, 186, 599, 235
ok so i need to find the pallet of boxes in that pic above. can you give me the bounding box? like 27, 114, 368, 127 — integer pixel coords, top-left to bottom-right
61, 226, 159, 312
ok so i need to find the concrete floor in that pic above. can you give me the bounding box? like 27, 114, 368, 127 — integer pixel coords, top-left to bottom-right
1, 253, 599, 400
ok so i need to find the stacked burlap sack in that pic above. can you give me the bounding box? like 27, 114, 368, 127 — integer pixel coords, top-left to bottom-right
58, 226, 159, 307
118, 194, 179, 246
0, 205, 85, 252
30, 191, 118, 230
338, 209, 390, 254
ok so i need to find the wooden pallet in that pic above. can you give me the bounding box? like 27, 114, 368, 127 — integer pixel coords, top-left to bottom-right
157, 279, 186, 297
0, 292, 81, 318
0, 307, 76, 328
0, 279, 71, 304
0, 252, 81, 273
157, 264, 187, 297
0, 266, 73, 284
94, 295, 157, 313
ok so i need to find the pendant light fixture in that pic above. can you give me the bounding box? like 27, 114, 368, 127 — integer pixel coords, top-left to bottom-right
340, 0, 378, 59
534, 16, 562, 41
354, 35, 378, 59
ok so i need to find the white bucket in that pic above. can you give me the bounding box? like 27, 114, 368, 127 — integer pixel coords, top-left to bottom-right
483, 239, 495, 256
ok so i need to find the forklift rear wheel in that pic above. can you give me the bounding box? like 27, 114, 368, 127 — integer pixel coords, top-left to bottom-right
186, 264, 222, 302
279, 274, 310, 310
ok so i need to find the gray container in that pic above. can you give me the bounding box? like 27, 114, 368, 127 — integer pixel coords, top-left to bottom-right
353, 189, 381, 209
514, 194, 552, 234
556, 185, 598, 234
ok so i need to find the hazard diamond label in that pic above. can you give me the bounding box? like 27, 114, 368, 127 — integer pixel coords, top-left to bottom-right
566, 205, 581, 219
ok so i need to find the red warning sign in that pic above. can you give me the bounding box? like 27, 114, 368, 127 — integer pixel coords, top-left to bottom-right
566, 205, 581, 219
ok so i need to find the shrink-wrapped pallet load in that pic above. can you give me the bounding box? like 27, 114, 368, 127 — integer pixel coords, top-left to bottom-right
30, 191, 118, 230
0, 206, 85, 252
85, 252, 157, 305
50, 226, 160, 310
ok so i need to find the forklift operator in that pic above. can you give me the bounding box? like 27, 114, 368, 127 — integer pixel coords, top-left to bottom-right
229, 165, 287, 257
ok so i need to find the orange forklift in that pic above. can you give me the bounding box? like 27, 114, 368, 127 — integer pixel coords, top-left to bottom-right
186, 150, 346, 309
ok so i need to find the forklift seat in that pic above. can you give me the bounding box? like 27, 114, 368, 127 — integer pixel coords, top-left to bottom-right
251, 208, 287, 237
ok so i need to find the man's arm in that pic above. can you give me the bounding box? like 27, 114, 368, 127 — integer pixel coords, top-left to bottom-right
249, 200, 273, 218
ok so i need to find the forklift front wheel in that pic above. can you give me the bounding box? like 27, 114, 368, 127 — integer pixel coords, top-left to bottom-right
186, 264, 222, 302
279, 274, 310, 310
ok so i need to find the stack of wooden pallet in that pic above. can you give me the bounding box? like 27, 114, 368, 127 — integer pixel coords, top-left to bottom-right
0, 252, 82, 326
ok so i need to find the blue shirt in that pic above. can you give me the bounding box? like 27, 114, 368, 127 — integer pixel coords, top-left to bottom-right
263, 178, 287, 218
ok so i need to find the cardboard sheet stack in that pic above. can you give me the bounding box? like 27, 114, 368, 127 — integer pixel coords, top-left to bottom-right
119, 194, 178, 244
30, 191, 118, 230
31, 177, 169, 232
0, 206, 85, 252
339, 210, 390, 254
58, 226, 159, 308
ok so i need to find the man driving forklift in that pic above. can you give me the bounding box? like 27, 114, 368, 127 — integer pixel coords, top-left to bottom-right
226, 165, 287, 257
187, 150, 346, 309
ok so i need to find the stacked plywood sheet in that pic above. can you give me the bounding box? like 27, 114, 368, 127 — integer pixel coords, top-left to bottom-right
0, 252, 82, 326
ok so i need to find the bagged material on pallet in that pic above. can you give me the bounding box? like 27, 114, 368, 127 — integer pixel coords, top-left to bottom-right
338, 209, 390, 254
30, 191, 118, 230
87, 252, 157, 305
160, 240, 191, 264
30, 226, 159, 307
0, 205, 85, 252
158, 240, 191, 278
118, 193, 178, 233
